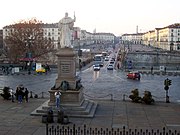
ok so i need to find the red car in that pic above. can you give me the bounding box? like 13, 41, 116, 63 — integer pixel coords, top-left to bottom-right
127, 72, 141, 80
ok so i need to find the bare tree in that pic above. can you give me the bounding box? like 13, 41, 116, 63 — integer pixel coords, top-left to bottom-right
4, 18, 54, 63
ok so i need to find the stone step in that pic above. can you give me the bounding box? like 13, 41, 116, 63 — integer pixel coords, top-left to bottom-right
42, 99, 89, 111
31, 99, 98, 118
66, 101, 94, 115
36, 100, 93, 115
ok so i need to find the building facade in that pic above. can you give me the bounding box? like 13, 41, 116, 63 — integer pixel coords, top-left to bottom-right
121, 33, 143, 45
122, 23, 180, 51
0, 30, 3, 48
3, 23, 115, 50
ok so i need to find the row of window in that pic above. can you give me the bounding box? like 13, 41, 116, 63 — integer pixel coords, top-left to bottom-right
171, 33, 180, 36
44, 32, 60, 36
171, 29, 180, 32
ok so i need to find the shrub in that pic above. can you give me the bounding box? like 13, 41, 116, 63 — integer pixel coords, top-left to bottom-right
129, 89, 142, 103
142, 91, 155, 104
0, 87, 11, 100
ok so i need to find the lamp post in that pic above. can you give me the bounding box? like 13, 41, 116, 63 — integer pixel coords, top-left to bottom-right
78, 39, 82, 71
26, 36, 33, 75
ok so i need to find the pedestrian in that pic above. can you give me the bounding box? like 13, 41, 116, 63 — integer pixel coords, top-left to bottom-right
10, 88, 14, 102
17, 85, 24, 103
151, 66, 153, 74
55, 91, 61, 108
24, 88, 29, 103
117, 63, 120, 69
164, 67, 167, 74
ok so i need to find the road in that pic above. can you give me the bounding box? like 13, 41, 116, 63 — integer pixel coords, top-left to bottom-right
81, 61, 180, 103
0, 61, 180, 103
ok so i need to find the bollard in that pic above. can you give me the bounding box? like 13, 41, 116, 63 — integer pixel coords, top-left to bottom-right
110, 94, 113, 101
42, 114, 48, 123
34, 94, 38, 98
30, 91, 33, 98
41, 92, 44, 98
47, 109, 54, 123
57, 110, 64, 124
123, 94, 126, 101
63, 115, 69, 124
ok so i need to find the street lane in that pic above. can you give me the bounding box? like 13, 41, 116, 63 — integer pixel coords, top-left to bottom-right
81, 64, 180, 103
0, 66, 179, 103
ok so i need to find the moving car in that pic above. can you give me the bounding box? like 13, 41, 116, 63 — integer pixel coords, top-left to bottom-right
110, 61, 115, 65
104, 56, 109, 61
93, 64, 100, 71
107, 64, 114, 70
127, 72, 141, 80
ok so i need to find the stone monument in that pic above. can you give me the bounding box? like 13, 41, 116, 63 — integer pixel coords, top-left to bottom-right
31, 13, 97, 118
48, 12, 83, 106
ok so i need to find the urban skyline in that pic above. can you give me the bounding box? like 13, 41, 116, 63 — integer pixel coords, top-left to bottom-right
0, 0, 180, 36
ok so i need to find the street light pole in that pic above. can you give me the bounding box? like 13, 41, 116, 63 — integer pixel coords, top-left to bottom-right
26, 36, 33, 75
78, 39, 82, 71
27, 39, 31, 75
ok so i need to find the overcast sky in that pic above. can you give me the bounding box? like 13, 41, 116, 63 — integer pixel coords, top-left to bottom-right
1, 0, 179, 36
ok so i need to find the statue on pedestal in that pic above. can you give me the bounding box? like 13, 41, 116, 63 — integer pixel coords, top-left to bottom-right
31, 12, 97, 118
48, 12, 83, 106
58, 12, 76, 48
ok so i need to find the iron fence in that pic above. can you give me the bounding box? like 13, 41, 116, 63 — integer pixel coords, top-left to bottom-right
46, 124, 180, 135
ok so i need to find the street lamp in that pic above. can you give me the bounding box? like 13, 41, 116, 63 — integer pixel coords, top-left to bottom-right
78, 39, 82, 71
26, 36, 34, 75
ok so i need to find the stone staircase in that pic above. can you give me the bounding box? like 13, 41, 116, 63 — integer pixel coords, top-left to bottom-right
31, 99, 98, 118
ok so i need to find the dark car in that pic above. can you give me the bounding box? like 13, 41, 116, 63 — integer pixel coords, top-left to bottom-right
127, 72, 141, 80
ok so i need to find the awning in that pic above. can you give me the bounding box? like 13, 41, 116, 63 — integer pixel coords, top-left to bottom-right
19, 57, 36, 62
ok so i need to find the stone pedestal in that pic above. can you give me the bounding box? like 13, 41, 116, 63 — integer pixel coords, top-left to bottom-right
55, 48, 78, 90
48, 87, 84, 106
48, 47, 83, 106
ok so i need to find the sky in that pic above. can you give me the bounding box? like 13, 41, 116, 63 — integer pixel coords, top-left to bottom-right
0, 0, 180, 36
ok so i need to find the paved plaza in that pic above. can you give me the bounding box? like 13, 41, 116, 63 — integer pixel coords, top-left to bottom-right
0, 95, 180, 135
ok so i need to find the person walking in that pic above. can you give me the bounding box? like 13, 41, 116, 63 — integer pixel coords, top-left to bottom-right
16, 86, 20, 100
151, 66, 153, 74
17, 86, 23, 103
55, 91, 61, 108
10, 88, 14, 102
164, 67, 167, 74
24, 88, 29, 103
19, 89, 23, 103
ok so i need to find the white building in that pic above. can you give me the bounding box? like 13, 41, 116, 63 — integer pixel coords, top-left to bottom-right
93, 33, 115, 44
122, 23, 180, 51
142, 23, 180, 51
3, 23, 115, 49
42, 23, 59, 49
121, 33, 143, 44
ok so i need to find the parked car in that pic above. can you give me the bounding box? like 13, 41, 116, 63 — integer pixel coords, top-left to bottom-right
93, 64, 100, 71
107, 64, 114, 70
127, 72, 141, 80
36, 67, 46, 73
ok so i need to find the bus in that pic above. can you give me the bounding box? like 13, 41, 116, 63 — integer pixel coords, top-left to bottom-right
93, 54, 104, 67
